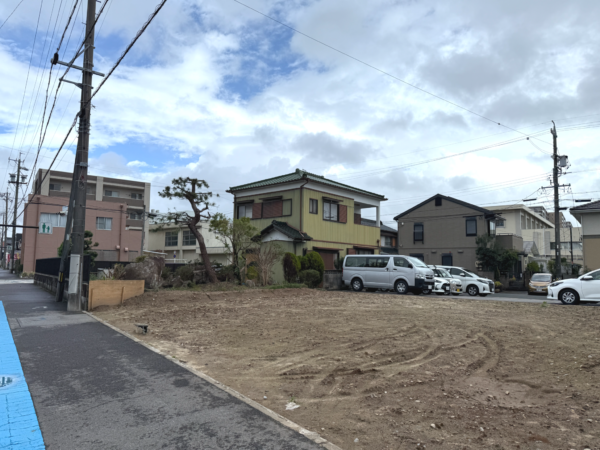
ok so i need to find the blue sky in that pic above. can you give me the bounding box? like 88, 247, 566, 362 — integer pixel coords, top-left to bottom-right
1, 0, 600, 224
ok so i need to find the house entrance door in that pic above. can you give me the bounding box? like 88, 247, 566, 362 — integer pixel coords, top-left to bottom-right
316, 251, 338, 270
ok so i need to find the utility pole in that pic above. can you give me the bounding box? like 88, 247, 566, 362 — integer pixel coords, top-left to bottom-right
551, 122, 561, 280
569, 226, 574, 264
65, 0, 97, 311
0, 192, 9, 269
8, 155, 28, 273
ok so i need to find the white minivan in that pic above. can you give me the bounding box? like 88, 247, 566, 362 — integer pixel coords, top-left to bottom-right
343, 255, 435, 294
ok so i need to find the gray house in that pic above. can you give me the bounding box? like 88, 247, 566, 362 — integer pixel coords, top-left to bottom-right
393, 194, 499, 271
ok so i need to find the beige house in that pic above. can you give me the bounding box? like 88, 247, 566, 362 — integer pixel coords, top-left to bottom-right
487, 204, 555, 263
571, 201, 600, 270
393, 194, 502, 272
147, 222, 229, 265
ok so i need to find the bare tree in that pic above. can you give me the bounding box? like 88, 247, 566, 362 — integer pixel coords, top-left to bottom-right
157, 177, 218, 283
255, 242, 284, 286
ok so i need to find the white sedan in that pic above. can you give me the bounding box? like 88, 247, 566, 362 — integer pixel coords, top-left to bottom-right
547, 269, 600, 305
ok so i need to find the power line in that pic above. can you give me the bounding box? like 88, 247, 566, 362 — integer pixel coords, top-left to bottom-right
0, 0, 26, 32
232, 0, 551, 147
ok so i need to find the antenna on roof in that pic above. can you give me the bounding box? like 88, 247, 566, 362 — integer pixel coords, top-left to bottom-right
574, 199, 592, 202
523, 198, 537, 202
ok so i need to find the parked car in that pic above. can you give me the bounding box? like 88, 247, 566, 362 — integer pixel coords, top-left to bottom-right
428, 266, 462, 295
528, 273, 552, 295
547, 269, 600, 305
438, 266, 494, 297
343, 255, 435, 294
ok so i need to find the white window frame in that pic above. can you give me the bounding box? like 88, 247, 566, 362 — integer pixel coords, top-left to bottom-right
104, 190, 120, 198
182, 229, 196, 246
96, 217, 113, 231
165, 230, 178, 247
40, 213, 67, 227
49, 183, 61, 191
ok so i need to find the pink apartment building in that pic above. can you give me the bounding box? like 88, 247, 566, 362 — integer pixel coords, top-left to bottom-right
22, 169, 150, 272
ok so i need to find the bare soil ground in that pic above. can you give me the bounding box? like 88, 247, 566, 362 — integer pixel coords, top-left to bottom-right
93, 288, 600, 450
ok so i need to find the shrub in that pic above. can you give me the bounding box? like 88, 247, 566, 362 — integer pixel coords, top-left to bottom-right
246, 265, 258, 280
526, 261, 540, 274
135, 255, 148, 263
298, 269, 321, 288
301, 252, 325, 282
283, 252, 301, 283
494, 281, 502, 289
175, 264, 195, 281
161, 267, 172, 279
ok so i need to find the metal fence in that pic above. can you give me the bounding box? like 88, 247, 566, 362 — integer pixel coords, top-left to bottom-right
35, 256, 91, 283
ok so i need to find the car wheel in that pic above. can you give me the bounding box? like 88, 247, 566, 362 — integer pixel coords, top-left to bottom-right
394, 280, 408, 295
467, 285, 479, 296
478, 294, 488, 297
351, 278, 363, 292
422, 289, 431, 295
559, 289, 580, 305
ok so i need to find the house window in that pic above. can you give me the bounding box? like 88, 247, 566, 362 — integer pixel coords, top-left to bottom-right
130, 193, 143, 200
309, 199, 318, 214
96, 217, 112, 230
496, 218, 505, 227
323, 200, 339, 222
466, 217, 477, 236
129, 212, 143, 220
49, 183, 61, 191
86, 186, 94, 195
488, 219, 496, 237
165, 231, 178, 247
382, 236, 394, 247
40, 213, 67, 227
182, 229, 196, 246
435, 197, 442, 207
282, 199, 292, 216
105, 190, 120, 198
237, 203, 253, 219
414, 223, 424, 242
441, 254, 453, 266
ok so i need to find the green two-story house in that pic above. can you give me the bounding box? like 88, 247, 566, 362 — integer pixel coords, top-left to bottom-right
227, 169, 387, 277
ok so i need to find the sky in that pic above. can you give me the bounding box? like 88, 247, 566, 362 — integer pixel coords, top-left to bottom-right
0, 0, 599, 233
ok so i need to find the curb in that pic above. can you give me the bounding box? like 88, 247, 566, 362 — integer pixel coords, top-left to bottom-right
84, 311, 342, 450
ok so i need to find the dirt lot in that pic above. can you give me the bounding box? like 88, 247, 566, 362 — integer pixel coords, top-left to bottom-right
93, 288, 600, 449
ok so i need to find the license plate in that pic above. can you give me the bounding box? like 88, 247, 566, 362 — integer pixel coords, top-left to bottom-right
455, 288, 461, 292
536, 288, 541, 292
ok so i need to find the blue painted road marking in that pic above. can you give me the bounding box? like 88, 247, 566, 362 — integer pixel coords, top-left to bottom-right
0, 302, 45, 449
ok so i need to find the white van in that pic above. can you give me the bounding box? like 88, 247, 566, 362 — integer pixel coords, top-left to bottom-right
342, 255, 435, 294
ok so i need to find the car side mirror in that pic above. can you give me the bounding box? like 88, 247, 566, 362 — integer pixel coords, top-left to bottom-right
582, 275, 593, 281
408, 263, 413, 269
460, 272, 465, 276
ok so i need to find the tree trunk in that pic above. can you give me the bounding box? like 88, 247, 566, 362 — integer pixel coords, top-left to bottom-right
187, 223, 218, 283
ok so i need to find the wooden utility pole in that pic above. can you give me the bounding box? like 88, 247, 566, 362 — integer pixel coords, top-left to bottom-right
66, 0, 97, 311
551, 122, 561, 280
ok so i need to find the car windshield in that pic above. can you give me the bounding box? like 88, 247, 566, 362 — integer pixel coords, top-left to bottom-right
406, 256, 427, 268
435, 268, 451, 278
531, 274, 552, 282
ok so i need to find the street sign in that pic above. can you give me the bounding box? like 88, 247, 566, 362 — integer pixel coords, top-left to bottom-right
39, 222, 53, 234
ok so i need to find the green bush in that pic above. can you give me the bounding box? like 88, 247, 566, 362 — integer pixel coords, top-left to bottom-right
283, 252, 301, 282
494, 281, 502, 288
246, 265, 258, 280
175, 264, 195, 281
135, 255, 148, 263
301, 252, 325, 282
298, 269, 321, 288
161, 267, 173, 279
526, 261, 540, 274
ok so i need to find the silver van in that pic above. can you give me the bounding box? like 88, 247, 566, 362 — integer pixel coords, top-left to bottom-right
342, 255, 435, 294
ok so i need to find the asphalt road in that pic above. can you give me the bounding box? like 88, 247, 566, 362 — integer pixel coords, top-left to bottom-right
0, 270, 324, 450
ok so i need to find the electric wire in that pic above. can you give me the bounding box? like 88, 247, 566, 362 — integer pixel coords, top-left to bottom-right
0, 0, 26, 33
232, 0, 552, 147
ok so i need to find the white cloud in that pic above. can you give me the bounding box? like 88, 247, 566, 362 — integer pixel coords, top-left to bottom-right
2, 0, 600, 225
